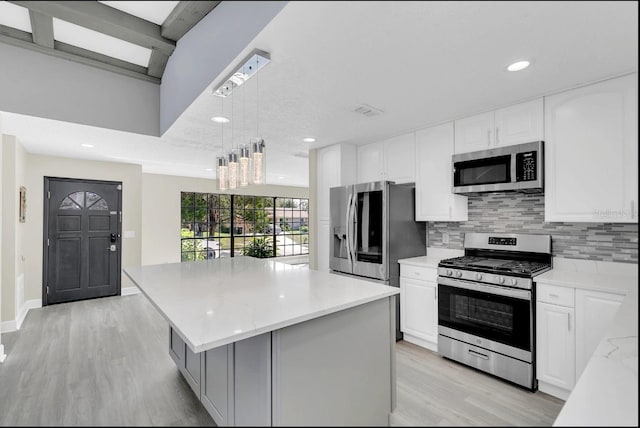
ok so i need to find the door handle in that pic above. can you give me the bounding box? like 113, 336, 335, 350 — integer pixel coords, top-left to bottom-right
110, 233, 117, 243
108, 245, 117, 252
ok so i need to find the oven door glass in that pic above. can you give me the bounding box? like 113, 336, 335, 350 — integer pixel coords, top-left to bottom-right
438, 282, 531, 351
454, 155, 511, 187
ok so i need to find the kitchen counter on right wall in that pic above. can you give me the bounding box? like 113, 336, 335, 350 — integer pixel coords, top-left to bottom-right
536, 259, 638, 427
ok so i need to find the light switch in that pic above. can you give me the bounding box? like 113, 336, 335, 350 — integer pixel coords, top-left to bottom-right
442, 232, 450, 244
124, 230, 136, 239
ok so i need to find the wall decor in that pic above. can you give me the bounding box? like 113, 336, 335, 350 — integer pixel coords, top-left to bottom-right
19, 186, 26, 223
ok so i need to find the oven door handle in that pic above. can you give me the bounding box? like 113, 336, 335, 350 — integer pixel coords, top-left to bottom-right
438, 277, 531, 301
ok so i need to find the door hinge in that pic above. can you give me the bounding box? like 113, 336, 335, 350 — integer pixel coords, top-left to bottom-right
47, 191, 51, 199
46, 285, 49, 294
47, 238, 50, 247
116, 184, 122, 190
119, 211, 122, 223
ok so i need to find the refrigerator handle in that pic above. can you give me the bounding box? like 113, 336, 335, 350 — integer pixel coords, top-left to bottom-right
350, 194, 358, 265
345, 192, 353, 265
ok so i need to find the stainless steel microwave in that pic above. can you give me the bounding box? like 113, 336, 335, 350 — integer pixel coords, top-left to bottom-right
452, 141, 544, 194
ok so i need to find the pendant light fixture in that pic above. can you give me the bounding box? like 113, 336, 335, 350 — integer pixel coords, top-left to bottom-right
212, 49, 270, 187
251, 53, 265, 185
227, 90, 238, 190
216, 89, 228, 191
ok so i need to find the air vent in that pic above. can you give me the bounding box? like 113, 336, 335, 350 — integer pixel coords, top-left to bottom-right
352, 103, 384, 117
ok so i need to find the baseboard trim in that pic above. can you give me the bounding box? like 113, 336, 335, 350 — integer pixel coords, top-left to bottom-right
403, 334, 438, 352
0, 344, 6, 363
121, 287, 141, 296
1, 320, 17, 334
16, 299, 42, 330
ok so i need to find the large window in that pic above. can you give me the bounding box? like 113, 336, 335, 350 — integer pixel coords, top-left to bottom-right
181, 192, 308, 261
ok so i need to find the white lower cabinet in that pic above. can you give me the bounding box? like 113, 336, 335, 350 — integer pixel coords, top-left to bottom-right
536, 282, 626, 400
575, 289, 624, 379
400, 265, 438, 351
536, 301, 576, 399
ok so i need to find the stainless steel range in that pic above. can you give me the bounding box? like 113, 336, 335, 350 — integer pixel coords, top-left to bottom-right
437, 232, 552, 390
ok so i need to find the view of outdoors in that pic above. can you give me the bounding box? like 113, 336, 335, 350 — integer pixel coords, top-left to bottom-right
180, 192, 309, 261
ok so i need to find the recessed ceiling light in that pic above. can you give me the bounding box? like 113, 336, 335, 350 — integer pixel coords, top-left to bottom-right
303, 137, 316, 143
211, 116, 230, 123
81, 144, 94, 148
507, 60, 531, 72
205, 168, 213, 171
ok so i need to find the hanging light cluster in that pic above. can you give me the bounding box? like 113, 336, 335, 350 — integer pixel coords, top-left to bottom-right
212, 50, 270, 191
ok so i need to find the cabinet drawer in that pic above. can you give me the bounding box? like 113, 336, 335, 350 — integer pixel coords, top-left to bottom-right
537, 283, 575, 307
401, 265, 437, 282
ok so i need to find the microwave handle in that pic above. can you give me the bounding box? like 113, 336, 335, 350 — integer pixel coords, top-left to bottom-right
510, 151, 517, 183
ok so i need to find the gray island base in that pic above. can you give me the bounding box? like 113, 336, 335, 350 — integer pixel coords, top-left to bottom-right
124, 258, 398, 426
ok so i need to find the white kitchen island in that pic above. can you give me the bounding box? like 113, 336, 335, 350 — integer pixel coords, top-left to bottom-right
124, 257, 398, 426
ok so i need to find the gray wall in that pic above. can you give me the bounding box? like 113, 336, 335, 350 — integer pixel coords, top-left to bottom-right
160, 1, 288, 134
0, 43, 159, 136
428, 192, 638, 264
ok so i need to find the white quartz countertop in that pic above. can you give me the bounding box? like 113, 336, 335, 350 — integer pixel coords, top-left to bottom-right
539, 262, 638, 426
398, 248, 464, 268
124, 257, 399, 353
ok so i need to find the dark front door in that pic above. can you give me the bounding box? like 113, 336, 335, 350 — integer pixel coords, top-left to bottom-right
44, 177, 122, 305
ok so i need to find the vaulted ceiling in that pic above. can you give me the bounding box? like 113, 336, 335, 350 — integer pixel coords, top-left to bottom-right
1, 1, 638, 188
0, 1, 219, 82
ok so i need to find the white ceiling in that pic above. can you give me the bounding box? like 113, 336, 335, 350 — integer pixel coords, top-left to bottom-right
2, 1, 638, 188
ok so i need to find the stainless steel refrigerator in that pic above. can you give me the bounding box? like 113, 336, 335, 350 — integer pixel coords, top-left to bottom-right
329, 181, 426, 340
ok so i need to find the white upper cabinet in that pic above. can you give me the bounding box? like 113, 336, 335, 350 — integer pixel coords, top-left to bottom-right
494, 98, 544, 146
383, 133, 415, 184
454, 111, 495, 154
415, 122, 468, 221
356, 133, 415, 184
454, 98, 543, 154
356, 142, 383, 183
544, 74, 638, 223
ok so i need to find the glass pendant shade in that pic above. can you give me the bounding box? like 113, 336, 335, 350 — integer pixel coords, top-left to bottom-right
228, 150, 239, 190
239, 144, 250, 187
251, 138, 266, 185
217, 156, 229, 191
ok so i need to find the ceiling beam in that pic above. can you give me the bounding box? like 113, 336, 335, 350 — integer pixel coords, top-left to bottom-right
148, 49, 170, 79
9, 1, 176, 55
29, 10, 54, 48
0, 25, 159, 84
161, 1, 221, 40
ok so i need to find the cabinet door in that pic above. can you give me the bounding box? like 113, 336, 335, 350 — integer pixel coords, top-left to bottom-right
400, 278, 438, 344
454, 111, 494, 153
575, 289, 624, 378
357, 142, 383, 183
494, 98, 543, 147
545, 74, 638, 223
317, 145, 341, 222
169, 327, 185, 368
184, 345, 202, 399
383, 133, 415, 184
536, 302, 576, 391
202, 344, 234, 426
317, 220, 330, 272
415, 123, 468, 221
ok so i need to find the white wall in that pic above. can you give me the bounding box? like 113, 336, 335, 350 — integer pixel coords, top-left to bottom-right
21, 154, 143, 310
0, 43, 159, 136
0, 122, 4, 359
160, 1, 287, 133
141, 173, 309, 265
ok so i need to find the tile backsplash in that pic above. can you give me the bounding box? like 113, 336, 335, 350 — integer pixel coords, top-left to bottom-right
428, 192, 638, 264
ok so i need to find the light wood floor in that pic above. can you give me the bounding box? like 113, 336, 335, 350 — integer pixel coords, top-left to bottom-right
0, 294, 564, 426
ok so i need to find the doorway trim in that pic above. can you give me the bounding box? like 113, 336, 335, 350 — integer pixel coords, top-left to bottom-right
42, 176, 123, 306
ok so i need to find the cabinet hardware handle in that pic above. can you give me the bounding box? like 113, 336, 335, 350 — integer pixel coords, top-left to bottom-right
567, 313, 571, 331
468, 349, 489, 360
487, 129, 491, 146
495, 127, 499, 145
549, 293, 559, 298
631, 200, 635, 219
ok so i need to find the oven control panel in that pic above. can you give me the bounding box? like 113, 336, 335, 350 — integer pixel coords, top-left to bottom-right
488, 237, 517, 246
437, 267, 532, 290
